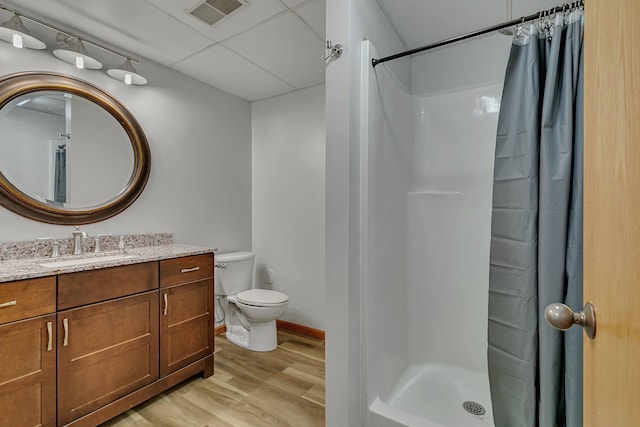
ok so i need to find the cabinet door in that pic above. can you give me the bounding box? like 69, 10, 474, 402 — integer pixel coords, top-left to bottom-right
57, 291, 159, 425
0, 315, 56, 427
160, 278, 214, 377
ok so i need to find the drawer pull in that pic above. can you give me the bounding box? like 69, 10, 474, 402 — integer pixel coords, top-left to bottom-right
180, 266, 200, 273
46, 322, 53, 351
63, 318, 69, 347
0, 300, 17, 308
163, 293, 168, 316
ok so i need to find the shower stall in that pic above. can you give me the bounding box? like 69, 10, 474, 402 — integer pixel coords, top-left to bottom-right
360, 40, 502, 427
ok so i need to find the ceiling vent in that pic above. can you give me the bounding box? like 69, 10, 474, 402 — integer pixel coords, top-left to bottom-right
188, 0, 248, 26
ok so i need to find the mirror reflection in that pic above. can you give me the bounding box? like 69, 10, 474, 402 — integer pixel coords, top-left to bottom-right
0, 90, 134, 209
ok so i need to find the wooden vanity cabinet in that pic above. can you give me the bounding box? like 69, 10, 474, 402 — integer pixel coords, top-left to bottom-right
0, 277, 57, 427
159, 254, 214, 377
0, 252, 214, 427
57, 291, 159, 425
56, 262, 159, 425
0, 316, 57, 427
160, 278, 214, 376
57, 262, 158, 311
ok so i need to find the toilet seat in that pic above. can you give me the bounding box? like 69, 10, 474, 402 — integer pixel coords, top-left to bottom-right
237, 289, 289, 307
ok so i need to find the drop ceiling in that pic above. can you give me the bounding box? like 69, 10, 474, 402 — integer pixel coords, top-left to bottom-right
378, 0, 566, 50
0, 0, 566, 102
0, 0, 326, 101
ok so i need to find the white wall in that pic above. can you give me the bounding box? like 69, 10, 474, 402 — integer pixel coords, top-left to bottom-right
325, 0, 410, 425
411, 33, 511, 96
0, 107, 62, 199
252, 84, 325, 330
68, 96, 133, 207
0, 42, 252, 251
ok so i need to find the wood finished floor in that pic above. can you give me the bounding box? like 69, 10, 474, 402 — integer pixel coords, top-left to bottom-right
100, 330, 325, 427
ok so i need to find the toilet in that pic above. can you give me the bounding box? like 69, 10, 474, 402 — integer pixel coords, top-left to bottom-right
216, 251, 289, 352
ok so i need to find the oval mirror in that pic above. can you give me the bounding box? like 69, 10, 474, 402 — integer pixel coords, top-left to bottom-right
0, 72, 150, 224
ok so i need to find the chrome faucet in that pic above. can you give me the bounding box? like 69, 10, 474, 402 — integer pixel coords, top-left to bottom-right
94, 234, 112, 253
72, 226, 88, 255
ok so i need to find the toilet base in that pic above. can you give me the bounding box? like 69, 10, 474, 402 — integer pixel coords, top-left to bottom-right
226, 319, 278, 352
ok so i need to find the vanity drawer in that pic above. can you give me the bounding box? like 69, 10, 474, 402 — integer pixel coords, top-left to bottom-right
0, 277, 56, 325
160, 254, 214, 288
58, 262, 158, 310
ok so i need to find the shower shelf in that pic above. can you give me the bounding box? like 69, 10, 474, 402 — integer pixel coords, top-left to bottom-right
407, 191, 460, 196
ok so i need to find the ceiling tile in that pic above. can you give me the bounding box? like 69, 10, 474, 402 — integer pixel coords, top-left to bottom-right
281, 0, 306, 7
224, 12, 324, 88
5, 0, 215, 65
378, 0, 505, 49
512, 0, 567, 18
173, 44, 294, 101
295, 0, 325, 39
144, 0, 286, 42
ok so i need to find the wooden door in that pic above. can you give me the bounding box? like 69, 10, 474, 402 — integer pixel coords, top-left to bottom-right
160, 278, 214, 377
583, 0, 640, 425
57, 291, 159, 425
0, 315, 56, 427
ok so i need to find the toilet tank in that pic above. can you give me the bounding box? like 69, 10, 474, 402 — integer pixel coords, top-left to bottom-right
216, 251, 255, 296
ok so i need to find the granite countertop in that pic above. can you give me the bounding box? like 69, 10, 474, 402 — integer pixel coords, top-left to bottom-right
0, 244, 215, 283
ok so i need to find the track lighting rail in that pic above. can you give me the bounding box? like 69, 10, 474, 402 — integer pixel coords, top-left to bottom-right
0, 3, 139, 63
0, 3, 147, 84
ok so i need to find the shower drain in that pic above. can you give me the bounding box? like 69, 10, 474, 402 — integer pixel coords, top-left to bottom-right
462, 401, 486, 416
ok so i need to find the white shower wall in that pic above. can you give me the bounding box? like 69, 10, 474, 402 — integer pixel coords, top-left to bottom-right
407, 85, 501, 371
361, 41, 414, 405
363, 38, 504, 414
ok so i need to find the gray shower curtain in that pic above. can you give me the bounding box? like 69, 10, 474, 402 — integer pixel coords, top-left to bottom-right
488, 11, 583, 427
54, 145, 67, 204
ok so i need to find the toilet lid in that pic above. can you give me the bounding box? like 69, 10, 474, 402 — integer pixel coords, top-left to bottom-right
237, 289, 289, 306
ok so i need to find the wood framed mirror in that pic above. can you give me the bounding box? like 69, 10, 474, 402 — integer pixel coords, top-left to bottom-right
0, 72, 150, 224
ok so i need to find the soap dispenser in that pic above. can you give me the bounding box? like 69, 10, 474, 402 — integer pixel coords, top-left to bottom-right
118, 236, 126, 254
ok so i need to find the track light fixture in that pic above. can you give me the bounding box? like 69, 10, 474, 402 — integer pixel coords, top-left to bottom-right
0, 13, 45, 49
0, 3, 147, 85
53, 34, 103, 70
107, 58, 147, 85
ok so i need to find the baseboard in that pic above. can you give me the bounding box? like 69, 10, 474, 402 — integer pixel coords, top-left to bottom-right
215, 321, 325, 340
276, 319, 325, 340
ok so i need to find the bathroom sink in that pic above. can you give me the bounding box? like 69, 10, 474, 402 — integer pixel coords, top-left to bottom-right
39, 254, 138, 268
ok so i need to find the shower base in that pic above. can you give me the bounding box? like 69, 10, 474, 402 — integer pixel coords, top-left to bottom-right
369, 364, 494, 427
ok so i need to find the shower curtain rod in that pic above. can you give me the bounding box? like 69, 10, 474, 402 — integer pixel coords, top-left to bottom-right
371, 1, 584, 68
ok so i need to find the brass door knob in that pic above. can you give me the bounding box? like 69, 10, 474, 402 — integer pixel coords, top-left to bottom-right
544, 302, 596, 339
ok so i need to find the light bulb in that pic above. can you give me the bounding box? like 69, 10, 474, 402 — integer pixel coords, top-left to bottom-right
12, 33, 23, 49
124, 73, 132, 85
75, 55, 84, 69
